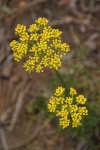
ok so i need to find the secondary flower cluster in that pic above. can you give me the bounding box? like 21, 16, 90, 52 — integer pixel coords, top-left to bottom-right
10, 17, 70, 73
48, 87, 88, 129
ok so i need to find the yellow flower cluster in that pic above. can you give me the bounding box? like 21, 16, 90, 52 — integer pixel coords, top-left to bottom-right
48, 87, 88, 129
10, 40, 28, 61
10, 17, 70, 73
15, 24, 29, 42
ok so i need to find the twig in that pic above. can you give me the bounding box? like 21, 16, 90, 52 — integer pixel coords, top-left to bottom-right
8, 83, 31, 131
81, 0, 95, 14
49, 16, 90, 27
0, 54, 13, 71
0, 107, 11, 123
5, 0, 47, 27
87, 33, 99, 41
0, 0, 3, 6
11, 82, 25, 103
69, 25, 80, 45
8, 115, 43, 150
80, 0, 88, 12
89, 0, 95, 13
0, 129, 8, 150
75, 139, 88, 150
84, 33, 99, 48
49, 17, 73, 26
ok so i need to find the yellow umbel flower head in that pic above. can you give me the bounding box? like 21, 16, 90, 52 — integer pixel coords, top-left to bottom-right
48, 87, 88, 129
10, 17, 70, 73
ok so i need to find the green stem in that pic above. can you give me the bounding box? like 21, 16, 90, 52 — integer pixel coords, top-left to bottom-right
54, 70, 67, 96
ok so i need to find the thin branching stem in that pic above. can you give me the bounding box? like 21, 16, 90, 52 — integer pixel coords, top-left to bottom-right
54, 70, 67, 96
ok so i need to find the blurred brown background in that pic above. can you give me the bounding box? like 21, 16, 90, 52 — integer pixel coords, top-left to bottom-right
0, 0, 100, 150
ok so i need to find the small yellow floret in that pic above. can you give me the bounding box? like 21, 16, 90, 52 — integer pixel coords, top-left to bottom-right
30, 33, 39, 41
10, 40, 28, 61
35, 17, 49, 26
28, 24, 39, 32
23, 56, 35, 73
66, 97, 73, 105
59, 117, 70, 129
70, 87, 77, 96
15, 24, 26, 35
55, 87, 65, 97
76, 95, 87, 104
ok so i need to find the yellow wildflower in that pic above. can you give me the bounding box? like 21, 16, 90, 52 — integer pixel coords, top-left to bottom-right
48, 87, 88, 129
10, 17, 70, 73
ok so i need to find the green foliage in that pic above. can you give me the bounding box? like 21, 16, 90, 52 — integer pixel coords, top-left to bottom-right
25, 43, 99, 148
58, 46, 100, 147
27, 96, 48, 115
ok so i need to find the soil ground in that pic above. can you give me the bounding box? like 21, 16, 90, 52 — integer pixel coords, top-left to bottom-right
0, 0, 100, 150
